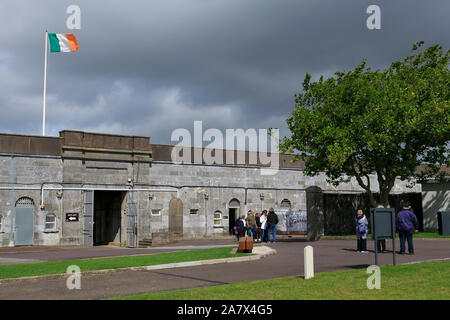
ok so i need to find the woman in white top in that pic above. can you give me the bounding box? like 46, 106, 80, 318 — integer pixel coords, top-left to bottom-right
260, 210, 268, 243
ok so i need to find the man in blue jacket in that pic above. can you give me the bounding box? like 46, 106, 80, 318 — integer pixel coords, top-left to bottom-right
235, 216, 245, 241
396, 203, 419, 255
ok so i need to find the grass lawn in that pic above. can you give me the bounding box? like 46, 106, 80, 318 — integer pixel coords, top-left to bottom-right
113, 261, 450, 300
412, 232, 450, 239
0, 247, 247, 279
325, 232, 450, 239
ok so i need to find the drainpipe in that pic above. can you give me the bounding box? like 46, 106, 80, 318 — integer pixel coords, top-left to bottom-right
56, 190, 63, 238
40, 184, 45, 210
204, 193, 209, 236
9, 156, 15, 245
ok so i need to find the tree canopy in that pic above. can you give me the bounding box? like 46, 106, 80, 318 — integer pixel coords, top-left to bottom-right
280, 42, 449, 207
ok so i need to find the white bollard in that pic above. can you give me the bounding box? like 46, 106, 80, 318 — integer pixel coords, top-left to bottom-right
304, 245, 314, 280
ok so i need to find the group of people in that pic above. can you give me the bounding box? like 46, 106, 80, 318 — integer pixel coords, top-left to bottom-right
234, 208, 279, 243
355, 202, 419, 254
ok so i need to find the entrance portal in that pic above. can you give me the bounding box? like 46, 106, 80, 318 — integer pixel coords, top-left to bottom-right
14, 197, 35, 246
93, 191, 124, 246
168, 198, 183, 236
228, 198, 241, 236
229, 208, 237, 235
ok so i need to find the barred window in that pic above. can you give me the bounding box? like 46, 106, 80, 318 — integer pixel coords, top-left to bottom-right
16, 197, 34, 208
45, 213, 56, 230
0, 214, 2, 232
214, 211, 222, 227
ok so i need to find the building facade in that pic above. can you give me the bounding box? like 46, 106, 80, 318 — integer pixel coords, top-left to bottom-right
0, 130, 445, 248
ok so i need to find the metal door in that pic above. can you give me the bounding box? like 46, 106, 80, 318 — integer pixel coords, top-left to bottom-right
126, 192, 138, 248
83, 190, 94, 246
14, 207, 34, 246
169, 198, 183, 236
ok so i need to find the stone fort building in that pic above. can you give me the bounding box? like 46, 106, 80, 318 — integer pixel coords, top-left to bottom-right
0, 130, 447, 247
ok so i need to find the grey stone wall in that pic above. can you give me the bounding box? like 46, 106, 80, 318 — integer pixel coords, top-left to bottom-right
422, 182, 450, 231
0, 150, 434, 247
0, 155, 63, 246
144, 162, 312, 239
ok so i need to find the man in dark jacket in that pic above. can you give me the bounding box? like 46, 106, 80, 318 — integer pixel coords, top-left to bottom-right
235, 216, 245, 241
267, 208, 279, 243
396, 203, 419, 254
255, 212, 262, 242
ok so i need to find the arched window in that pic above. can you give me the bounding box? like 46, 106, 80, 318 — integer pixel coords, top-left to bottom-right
15, 197, 34, 208
45, 213, 57, 230
280, 199, 291, 208
214, 211, 222, 227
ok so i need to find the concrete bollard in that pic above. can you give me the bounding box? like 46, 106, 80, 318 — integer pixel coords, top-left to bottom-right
304, 245, 314, 280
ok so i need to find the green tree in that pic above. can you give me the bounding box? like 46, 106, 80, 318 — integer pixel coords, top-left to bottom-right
281, 42, 449, 208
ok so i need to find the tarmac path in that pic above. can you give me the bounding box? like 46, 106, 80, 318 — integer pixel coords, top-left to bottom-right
0, 238, 448, 300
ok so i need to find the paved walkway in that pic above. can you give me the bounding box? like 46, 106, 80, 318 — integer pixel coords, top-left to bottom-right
0, 238, 448, 300
0, 240, 236, 265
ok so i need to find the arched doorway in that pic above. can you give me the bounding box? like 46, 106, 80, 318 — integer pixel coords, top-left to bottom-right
14, 197, 35, 246
280, 199, 292, 209
228, 198, 241, 235
169, 198, 183, 236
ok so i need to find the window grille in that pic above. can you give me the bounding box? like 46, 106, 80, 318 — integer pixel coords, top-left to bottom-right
45, 213, 56, 230
15, 197, 34, 208
214, 211, 222, 226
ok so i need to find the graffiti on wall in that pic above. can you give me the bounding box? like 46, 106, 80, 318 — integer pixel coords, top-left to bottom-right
277, 209, 307, 233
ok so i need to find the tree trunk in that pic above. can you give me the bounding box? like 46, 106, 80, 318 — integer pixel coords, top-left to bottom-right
380, 191, 390, 208
367, 190, 377, 208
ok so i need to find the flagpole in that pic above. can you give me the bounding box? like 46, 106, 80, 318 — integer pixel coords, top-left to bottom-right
42, 30, 48, 136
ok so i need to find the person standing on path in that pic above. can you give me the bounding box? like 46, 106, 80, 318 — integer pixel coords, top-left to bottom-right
246, 210, 258, 241
267, 208, 279, 243
260, 210, 268, 243
396, 203, 419, 255
255, 212, 262, 242
235, 216, 245, 241
355, 209, 368, 253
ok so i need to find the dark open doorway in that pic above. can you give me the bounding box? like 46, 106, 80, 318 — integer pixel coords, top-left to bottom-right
229, 208, 237, 235
94, 191, 125, 246
228, 198, 241, 236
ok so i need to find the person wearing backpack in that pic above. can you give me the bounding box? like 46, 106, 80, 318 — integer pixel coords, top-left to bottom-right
235, 216, 245, 241
355, 209, 368, 253
267, 208, 279, 243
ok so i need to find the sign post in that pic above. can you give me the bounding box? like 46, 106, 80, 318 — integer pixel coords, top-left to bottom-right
370, 208, 396, 266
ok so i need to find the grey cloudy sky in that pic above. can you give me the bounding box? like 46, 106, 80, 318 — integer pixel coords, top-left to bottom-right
0, 0, 449, 146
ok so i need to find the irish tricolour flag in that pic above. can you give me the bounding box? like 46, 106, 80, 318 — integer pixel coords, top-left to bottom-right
48, 33, 79, 52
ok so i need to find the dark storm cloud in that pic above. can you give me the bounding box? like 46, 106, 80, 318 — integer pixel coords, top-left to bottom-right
0, 0, 449, 144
